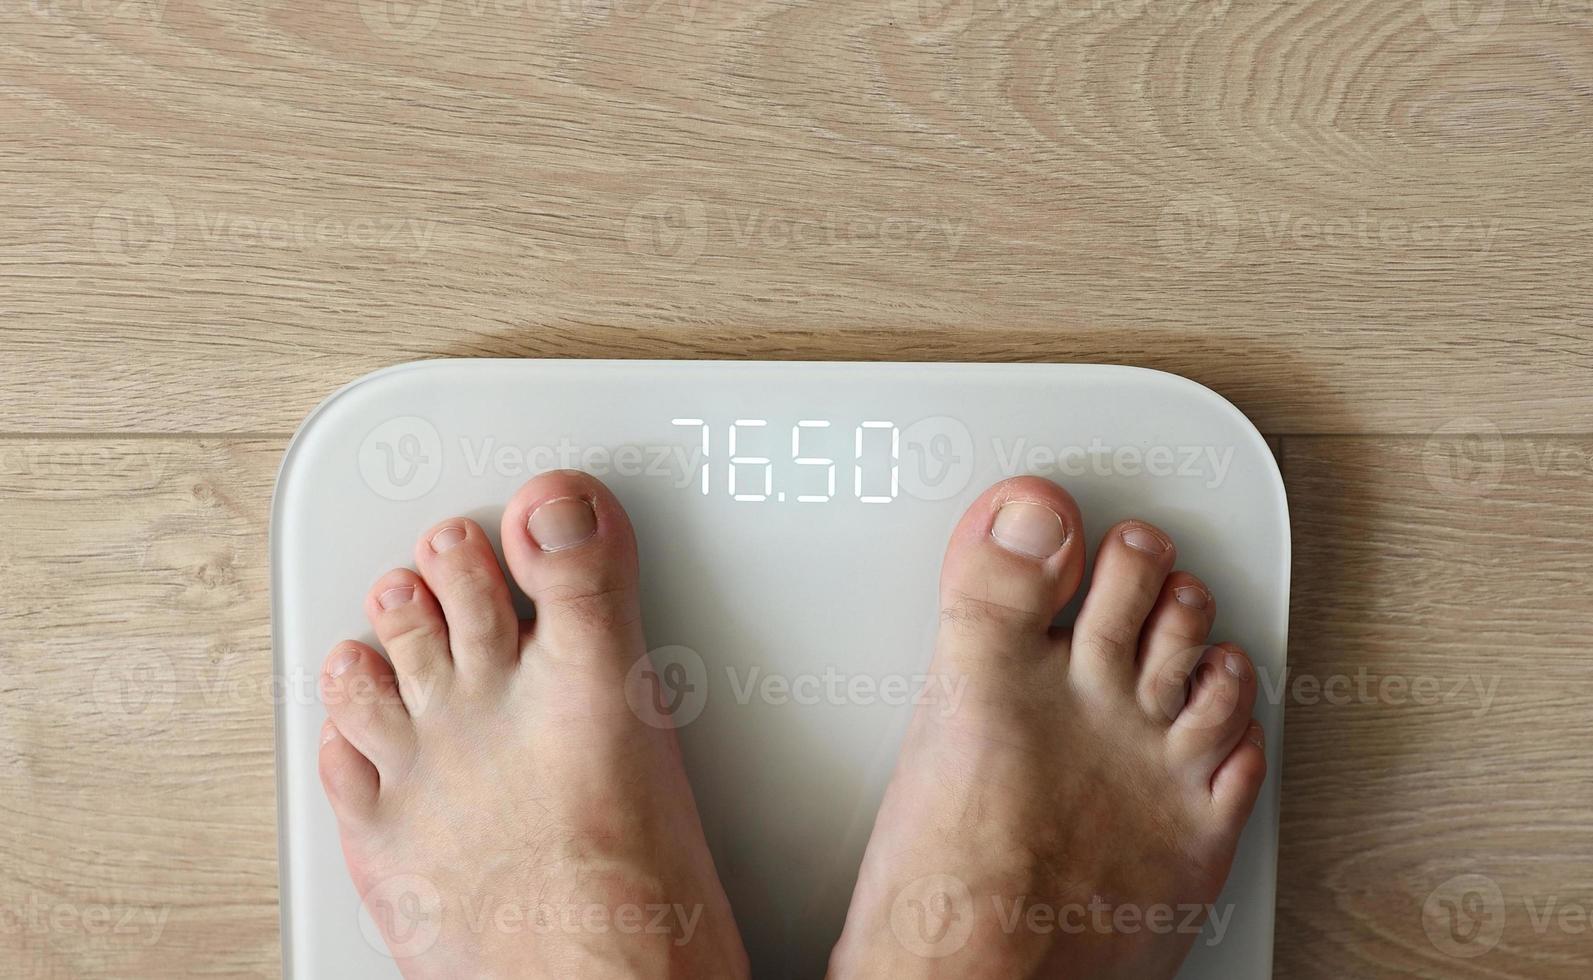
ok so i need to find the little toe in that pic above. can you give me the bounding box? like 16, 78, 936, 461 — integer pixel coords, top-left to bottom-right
500, 470, 643, 667
1210, 720, 1268, 824
1071, 520, 1177, 697
1136, 571, 1217, 723
318, 719, 380, 824
320, 641, 415, 777
1168, 643, 1257, 787
413, 518, 520, 679
936, 477, 1084, 663
365, 568, 452, 716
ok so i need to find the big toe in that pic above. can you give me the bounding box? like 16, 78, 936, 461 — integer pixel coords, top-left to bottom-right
501, 470, 644, 671
934, 477, 1084, 679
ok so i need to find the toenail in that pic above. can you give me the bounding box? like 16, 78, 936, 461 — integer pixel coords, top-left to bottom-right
327, 646, 361, 678
1174, 585, 1209, 609
990, 501, 1067, 558
1247, 723, 1265, 749
320, 721, 339, 746
378, 585, 414, 610
528, 496, 597, 552
1223, 650, 1251, 681
430, 525, 467, 553
1121, 525, 1168, 555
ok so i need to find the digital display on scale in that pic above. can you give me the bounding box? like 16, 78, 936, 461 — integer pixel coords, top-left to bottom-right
672, 418, 903, 504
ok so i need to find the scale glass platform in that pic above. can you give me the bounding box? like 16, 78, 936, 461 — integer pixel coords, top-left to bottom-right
273, 359, 1288, 979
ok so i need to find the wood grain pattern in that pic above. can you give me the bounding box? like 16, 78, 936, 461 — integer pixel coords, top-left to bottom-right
0, 441, 283, 978
2, 0, 1591, 434
1278, 436, 1593, 978
3, 1, 1592, 977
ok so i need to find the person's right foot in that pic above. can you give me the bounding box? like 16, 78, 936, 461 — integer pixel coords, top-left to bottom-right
827, 477, 1267, 979
318, 471, 748, 980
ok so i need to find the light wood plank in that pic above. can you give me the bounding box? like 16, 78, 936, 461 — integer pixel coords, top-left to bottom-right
0, 440, 283, 978
1277, 435, 1593, 978
2, 1, 1591, 434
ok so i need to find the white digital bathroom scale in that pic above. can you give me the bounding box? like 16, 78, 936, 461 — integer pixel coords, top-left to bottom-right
273, 359, 1288, 979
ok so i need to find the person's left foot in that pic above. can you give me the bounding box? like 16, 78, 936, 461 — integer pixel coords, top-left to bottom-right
317, 470, 749, 979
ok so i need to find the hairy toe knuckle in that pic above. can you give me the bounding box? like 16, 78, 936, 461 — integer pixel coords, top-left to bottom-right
539, 581, 637, 632
940, 592, 1038, 636
1087, 619, 1141, 652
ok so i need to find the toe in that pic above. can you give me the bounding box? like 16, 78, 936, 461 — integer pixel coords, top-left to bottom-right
320, 642, 415, 777
1135, 571, 1217, 723
500, 471, 643, 666
318, 719, 380, 824
1071, 520, 1177, 697
936, 477, 1084, 655
413, 518, 520, 678
365, 568, 452, 716
1167, 643, 1257, 787
1211, 720, 1268, 822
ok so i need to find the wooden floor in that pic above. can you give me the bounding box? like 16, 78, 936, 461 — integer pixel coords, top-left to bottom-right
4, 1, 1592, 977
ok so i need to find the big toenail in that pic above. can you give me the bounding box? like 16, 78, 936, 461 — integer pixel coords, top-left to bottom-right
430, 526, 467, 553
320, 721, 339, 746
1121, 526, 1168, 555
528, 496, 597, 552
1224, 651, 1251, 681
1246, 723, 1265, 749
327, 647, 361, 678
378, 585, 414, 610
1174, 586, 1209, 609
990, 501, 1067, 558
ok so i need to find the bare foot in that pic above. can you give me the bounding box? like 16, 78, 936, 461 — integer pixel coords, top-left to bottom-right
827, 477, 1267, 979
317, 471, 748, 979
